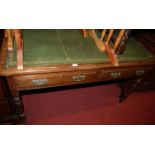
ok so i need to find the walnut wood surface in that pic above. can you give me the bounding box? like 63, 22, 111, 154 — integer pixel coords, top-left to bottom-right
12, 66, 153, 91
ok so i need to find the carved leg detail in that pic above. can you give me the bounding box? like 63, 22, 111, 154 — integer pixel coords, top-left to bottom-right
6, 76, 26, 124
8, 96, 26, 124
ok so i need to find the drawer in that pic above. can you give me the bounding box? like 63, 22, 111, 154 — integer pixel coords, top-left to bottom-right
100, 67, 153, 81
14, 73, 61, 89
61, 71, 100, 84
14, 71, 100, 89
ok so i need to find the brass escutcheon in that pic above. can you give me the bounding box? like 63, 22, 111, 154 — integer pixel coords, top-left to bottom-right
32, 79, 48, 85
72, 75, 85, 82
110, 72, 121, 78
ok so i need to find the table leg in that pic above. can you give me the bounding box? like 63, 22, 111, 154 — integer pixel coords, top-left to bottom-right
6, 76, 26, 124
119, 78, 143, 102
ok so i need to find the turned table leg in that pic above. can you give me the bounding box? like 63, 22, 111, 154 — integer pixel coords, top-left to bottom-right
6, 76, 26, 124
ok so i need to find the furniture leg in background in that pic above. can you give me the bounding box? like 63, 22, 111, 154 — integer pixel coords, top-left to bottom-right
119, 70, 155, 102
119, 78, 143, 102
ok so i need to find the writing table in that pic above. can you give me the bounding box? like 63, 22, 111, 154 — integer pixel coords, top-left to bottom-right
0, 30, 155, 123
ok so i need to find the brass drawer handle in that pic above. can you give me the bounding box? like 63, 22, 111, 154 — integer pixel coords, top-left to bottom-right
32, 79, 48, 86
110, 72, 121, 78
72, 75, 85, 82
136, 70, 144, 76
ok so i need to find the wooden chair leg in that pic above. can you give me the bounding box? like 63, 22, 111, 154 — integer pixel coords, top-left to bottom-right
105, 44, 119, 66
88, 30, 105, 52
115, 30, 131, 55
106, 29, 114, 44
14, 29, 23, 70
5, 29, 13, 51
81, 29, 88, 38
113, 29, 125, 51
100, 29, 107, 41
81, 29, 129, 66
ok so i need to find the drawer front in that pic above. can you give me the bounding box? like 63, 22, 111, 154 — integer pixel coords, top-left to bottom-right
14, 71, 100, 89
61, 71, 100, 84
14, 67, 153, 89
100, 67, 153, 81
14, 73, 61, 89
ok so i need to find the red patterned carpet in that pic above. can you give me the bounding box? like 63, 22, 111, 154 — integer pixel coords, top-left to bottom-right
22, 84, 155, 125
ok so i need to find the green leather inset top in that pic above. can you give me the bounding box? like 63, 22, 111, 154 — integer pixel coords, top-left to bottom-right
6, 29, 153, 68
